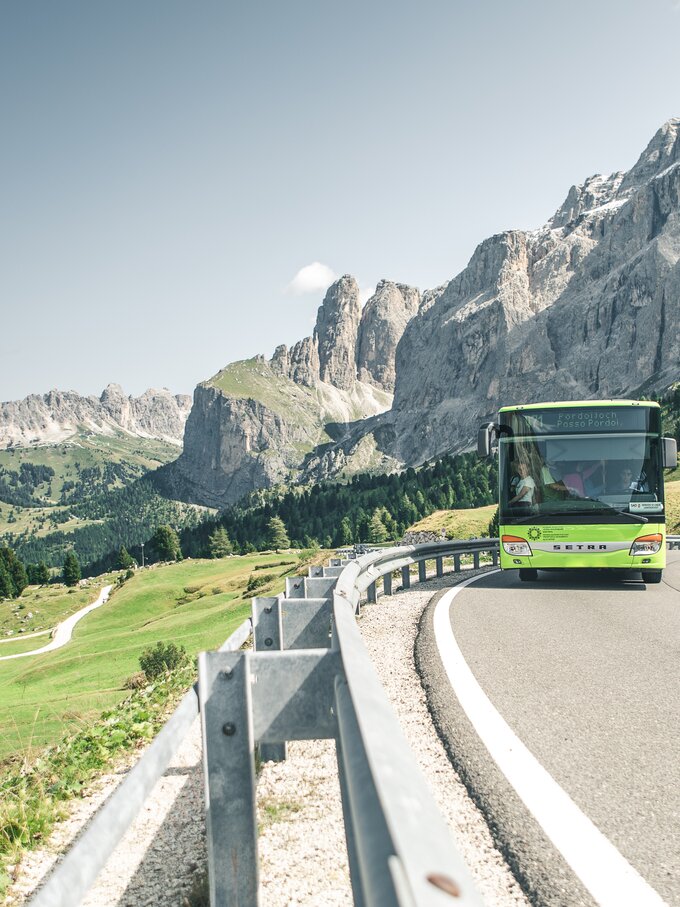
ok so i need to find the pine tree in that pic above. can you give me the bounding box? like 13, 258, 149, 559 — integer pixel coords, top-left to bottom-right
368, 509, 388, 544
0, 562, 15, 599
63, 551, 81, 587
11, 559, 28, 595
208, 526, 233, 558
266, 517, 290, 551
336, 516, 353, 547
117, 546, 135, 570
37, 562, 51, 585
150, 525, 183, 562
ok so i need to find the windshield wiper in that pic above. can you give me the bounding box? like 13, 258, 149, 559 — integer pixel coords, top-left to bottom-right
509, 505, 648, 524
580, 505, 648, 524
511, 510, 573, 523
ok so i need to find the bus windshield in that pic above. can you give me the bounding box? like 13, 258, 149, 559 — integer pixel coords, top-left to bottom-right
499, 430, 663, 521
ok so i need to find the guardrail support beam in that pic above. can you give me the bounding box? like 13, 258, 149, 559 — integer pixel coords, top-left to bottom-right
418, 561, 427, 583
401, 565, 410, 589
492, 549, 499, 566
367, 581, 377, 603
382, 571, 392, 596
253, 598, 286, 763
454, 554, 461, 572
199, 651, 258, 907
473, 552, 480, 569
436, 556, 443, 577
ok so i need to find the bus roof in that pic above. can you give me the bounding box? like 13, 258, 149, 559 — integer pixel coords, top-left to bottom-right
498, 399, 660, 413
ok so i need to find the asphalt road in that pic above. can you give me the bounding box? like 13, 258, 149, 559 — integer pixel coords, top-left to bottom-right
416, 554, 680, 907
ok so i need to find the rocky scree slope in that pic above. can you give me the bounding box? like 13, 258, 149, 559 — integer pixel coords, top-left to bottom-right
172, 118, 680, 505
0, 385, 192, 448
167, 278, 420, 506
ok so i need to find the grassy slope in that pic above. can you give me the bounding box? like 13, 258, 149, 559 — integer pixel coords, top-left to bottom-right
408, 503, 497, 539
0, 432, 179, 539
1, 576, 116, 637
0, 553, 303, 761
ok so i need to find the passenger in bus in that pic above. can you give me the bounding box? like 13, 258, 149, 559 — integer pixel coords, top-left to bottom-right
612, 465, 648, 493
508, 461, 536, 506
562, 461, 604, 498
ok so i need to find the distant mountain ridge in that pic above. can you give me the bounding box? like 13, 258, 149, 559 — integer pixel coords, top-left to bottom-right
0, 384, 192, 448
169, 117, 680, 508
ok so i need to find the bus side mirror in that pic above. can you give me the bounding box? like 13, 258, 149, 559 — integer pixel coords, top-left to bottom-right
478, 422, 496, 459
662, 437, 678, 469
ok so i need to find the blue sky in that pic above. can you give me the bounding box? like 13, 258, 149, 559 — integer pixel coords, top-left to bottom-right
2, 0, 680, 400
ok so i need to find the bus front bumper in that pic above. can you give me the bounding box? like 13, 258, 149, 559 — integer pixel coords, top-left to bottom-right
499, 523, 666, 572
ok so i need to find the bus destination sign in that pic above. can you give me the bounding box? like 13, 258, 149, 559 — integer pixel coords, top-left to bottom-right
507, 406, 657, 435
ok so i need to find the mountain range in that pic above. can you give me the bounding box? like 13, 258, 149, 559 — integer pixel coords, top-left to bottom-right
3, 118, 679, 515
0, 385, 191, 448
166, 118, 680, 507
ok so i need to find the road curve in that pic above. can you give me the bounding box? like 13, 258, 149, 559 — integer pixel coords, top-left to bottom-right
0, 585, 113, 662
417, 555, 680, 907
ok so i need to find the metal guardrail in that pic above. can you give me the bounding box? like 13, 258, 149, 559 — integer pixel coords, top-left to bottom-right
28, 535, 679, 906
27, 620, 253, 907
199, 538, 497, 907
26, 539, 497, 907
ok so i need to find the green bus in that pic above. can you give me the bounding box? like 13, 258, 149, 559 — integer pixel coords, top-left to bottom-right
478, 400, 677, 584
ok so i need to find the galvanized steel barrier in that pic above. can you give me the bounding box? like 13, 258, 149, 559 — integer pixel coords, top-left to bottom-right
199, 538, 498, 907
26, 538, 497, 907
28, 535, 679, 906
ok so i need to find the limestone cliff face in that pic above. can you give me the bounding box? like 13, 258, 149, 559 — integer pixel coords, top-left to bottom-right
315, 276, 362, 389
171, 274, 420, 505
357, 281, 421, 391
380, 117, 680, 463
174, 384, 312, 507
0, 384, 192, 448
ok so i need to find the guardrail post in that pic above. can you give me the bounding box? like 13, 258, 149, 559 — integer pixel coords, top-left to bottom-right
436, 556, 443, 577
367, 581, 377, 603
454, 554, 461, 572
199, 651, 258, 907
401, 565, 410, 589
418, 560, 427, 583
253, 597, 286, 763
492, 548, 499, 566
383, 571, 392, 596
473, 552, 480, 569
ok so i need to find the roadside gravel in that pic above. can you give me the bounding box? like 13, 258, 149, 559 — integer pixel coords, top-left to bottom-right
9, 568, 528, 907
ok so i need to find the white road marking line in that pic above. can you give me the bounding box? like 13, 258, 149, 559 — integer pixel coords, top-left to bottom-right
433, 571, 668, 907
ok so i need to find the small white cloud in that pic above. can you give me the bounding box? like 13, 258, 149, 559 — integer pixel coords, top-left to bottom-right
284, 262, 338, 296
359, 285, 376, 306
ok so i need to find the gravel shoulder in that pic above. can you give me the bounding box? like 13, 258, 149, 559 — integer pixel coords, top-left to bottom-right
9, 568, 528, 907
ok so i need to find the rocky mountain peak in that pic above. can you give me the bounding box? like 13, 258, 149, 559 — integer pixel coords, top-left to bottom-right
620, 117, 680, 192
313, 275, 362, 390
100, 383, 126, 402
549, 171, 626, 228
357, 280, 421, 391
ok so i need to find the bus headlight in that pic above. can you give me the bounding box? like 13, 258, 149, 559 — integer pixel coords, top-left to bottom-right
630, 534, 663, 556
502, 535, 532, 557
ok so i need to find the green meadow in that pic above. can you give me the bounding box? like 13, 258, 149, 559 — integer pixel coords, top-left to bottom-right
0, 553, 301, 762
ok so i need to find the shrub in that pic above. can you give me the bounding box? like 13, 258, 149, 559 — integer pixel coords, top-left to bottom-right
246, 573, 275, 593
139, 641, 189, 680
124, 672, 148, 690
